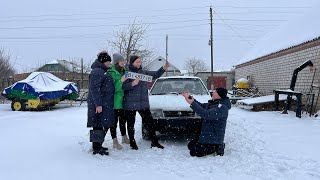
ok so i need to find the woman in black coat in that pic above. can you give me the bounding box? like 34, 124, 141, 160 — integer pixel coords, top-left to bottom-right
87, 51, 115, 155
123, 55, 169, 150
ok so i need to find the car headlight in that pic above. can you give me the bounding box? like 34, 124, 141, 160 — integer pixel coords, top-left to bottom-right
151, 109, 163, 118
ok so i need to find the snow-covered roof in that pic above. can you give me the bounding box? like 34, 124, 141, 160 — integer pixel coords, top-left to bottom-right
237, 3, 320, 66
47, 60, 59, 64
43, 59, 81, 72
146, 56, 180, 72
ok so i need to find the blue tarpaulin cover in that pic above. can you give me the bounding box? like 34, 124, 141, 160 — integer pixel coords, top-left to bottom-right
2, 72, 79, 100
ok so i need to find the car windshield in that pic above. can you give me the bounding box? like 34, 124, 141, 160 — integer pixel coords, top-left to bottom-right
150, 78, 209, 95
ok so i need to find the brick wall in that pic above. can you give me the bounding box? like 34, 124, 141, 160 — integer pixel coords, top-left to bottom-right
235, 41, 320, 111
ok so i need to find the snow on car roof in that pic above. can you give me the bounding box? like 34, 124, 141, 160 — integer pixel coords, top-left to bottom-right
157, 76, 201, 79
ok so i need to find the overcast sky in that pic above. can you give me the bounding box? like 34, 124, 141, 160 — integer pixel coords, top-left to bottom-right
1, 0, 319, 73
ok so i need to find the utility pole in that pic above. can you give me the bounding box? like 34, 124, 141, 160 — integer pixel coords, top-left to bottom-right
210, 6, 214, 90
166, 34, 168, 76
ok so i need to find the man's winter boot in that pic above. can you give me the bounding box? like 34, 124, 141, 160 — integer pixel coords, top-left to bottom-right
151, 140, 164, 149
216, 143, 225, 156
113, 138, 123, 150
130, 139, 138, 150
122, 135, 130, 144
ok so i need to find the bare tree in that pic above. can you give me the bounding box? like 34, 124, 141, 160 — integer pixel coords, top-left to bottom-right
108, 20, 154, 67
184, 57, 208, 75
66, 57, 93, 75
0, 48, 15, 78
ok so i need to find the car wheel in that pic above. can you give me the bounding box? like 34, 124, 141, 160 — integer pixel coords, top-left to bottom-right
11, 99, 26, 111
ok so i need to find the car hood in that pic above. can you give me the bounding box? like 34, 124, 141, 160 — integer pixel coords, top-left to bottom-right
149, 94, 211, 111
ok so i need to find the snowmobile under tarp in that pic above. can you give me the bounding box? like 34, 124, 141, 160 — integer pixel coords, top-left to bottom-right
1, 72, 79, 111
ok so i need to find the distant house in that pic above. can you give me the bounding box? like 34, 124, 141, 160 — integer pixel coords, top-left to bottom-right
15, 60, 89, 90
194, 70, 235, 90
146, 56, 181, 77
37, 60, 81, 73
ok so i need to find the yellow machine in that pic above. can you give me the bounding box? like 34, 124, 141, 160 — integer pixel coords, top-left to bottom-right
236, 78, 250, 89
233, 78, 262, 97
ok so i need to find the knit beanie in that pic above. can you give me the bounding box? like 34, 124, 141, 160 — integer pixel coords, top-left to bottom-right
97, 51, 111, 63
112, 53, 125, 64
216, 87, 228, 98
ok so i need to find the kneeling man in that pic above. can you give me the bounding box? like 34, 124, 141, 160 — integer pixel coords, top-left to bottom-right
182, 88, 231, 157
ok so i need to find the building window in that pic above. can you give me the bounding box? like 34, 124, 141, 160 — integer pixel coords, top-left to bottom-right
247, 75, 251, 81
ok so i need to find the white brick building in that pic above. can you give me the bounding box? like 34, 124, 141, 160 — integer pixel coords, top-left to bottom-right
235, 5, 320, 111
235, 37, 320, 111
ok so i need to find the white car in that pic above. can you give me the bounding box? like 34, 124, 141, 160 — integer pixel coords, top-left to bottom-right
145, 76, 211, 139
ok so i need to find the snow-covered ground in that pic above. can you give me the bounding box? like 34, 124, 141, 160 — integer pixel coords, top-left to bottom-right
0, 103, 320, 180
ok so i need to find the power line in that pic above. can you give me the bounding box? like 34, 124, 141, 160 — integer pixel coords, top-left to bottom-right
214, 23, 278, 27
0, 33, 259, 40
214, 24, 275, 31
0, 21, 281, 31
213, 11, 254, 46
212, 5, 311, 9
146, 36, 258, 41
213, 18, 287, 22
0, 24, 215, 40
211, 11, 305, 14
0, 5, 309, 20
0, 22, 271, 42
0, 17, 289, 25
151, 34, 258, 38
0, 19, 209, 30
0, 6, 210, 19
0, 23, 210, 42
2, 40, 100, 43
148, 23, 208, 32
0, 10, 300, 23
0, 12, 208, 23
0, 34, 111, 40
